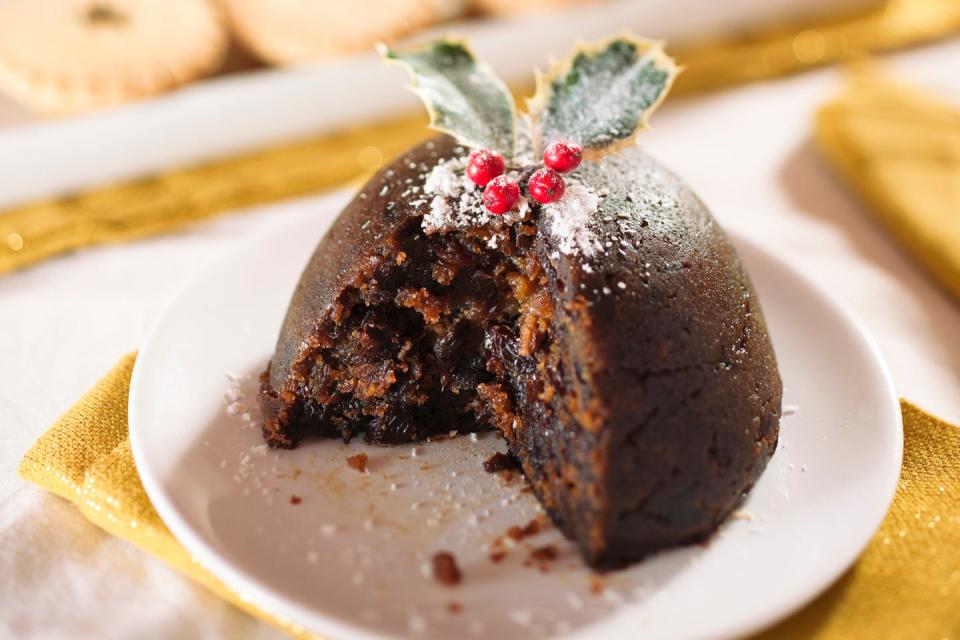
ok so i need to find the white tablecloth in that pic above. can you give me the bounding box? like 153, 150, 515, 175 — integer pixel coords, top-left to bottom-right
2, 38, 958, 639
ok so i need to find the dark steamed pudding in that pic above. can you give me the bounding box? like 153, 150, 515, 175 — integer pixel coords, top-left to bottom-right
259, 136, 782, 569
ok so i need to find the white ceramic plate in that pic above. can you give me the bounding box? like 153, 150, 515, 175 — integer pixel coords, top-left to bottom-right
130, 196, 901, 640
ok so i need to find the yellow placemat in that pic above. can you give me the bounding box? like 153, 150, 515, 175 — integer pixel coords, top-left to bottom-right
2, 0, 960, 277
17, 353, 960, 639
16, 353, 319, 640
816, 66, 960, 302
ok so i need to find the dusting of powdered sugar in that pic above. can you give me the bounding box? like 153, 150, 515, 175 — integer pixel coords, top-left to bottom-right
541, 182, 602, 257
421, 157, 530, 234
423, 157, 473, 196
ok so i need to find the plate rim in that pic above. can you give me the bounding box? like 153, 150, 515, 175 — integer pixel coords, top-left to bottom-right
129, 208, 903, 640
698, 230, 904, 640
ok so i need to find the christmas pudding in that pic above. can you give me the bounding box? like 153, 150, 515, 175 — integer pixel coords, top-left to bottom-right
259, 35, 782, 569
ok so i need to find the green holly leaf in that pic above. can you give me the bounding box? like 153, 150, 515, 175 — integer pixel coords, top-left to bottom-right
382, 39, 516, 158
529, 35, 678, 155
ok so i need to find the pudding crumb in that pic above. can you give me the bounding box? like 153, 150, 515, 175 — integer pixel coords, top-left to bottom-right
346, 453, 368, 473
483, 451, 520, 473
431, 551, 462, 586
507, 517, 542, 541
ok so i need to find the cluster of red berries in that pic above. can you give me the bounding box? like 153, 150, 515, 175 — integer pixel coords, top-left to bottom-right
467, 141, 583, 215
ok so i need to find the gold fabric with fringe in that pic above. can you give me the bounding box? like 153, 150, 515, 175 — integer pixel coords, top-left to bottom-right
17, 354, 960, 639
16, 353, 320, 640
2, 0, 960, 276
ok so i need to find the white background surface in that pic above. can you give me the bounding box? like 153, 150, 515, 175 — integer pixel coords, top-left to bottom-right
1, 35, 958, 640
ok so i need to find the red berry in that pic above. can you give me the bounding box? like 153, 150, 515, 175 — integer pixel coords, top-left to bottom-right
466, 149, 506, 186
543, 141, 582, 173
528, 168, 565, 204
482, 175, 520, 214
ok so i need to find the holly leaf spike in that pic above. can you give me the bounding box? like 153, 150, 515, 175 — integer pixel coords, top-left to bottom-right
527, 34, 679, 157
381, 39, 516, 159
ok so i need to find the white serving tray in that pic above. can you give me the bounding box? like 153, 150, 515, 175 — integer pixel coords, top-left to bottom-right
0, 0, 874, 209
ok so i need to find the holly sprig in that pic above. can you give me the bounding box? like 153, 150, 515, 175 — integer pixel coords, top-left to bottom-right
381, 39, 517, 159
528, 35, 678, 157
382, 33, 678, 163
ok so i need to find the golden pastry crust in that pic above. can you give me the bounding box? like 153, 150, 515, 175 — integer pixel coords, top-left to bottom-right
219, 0, 466, 65
472, 0, 604, 16
0, 0, 228, 114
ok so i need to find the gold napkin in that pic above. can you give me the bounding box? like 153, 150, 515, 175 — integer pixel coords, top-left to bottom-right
816, 67, 960, 302
18, 353, 960, 639
3, 0, 960, 277
16, 353, 320, 640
